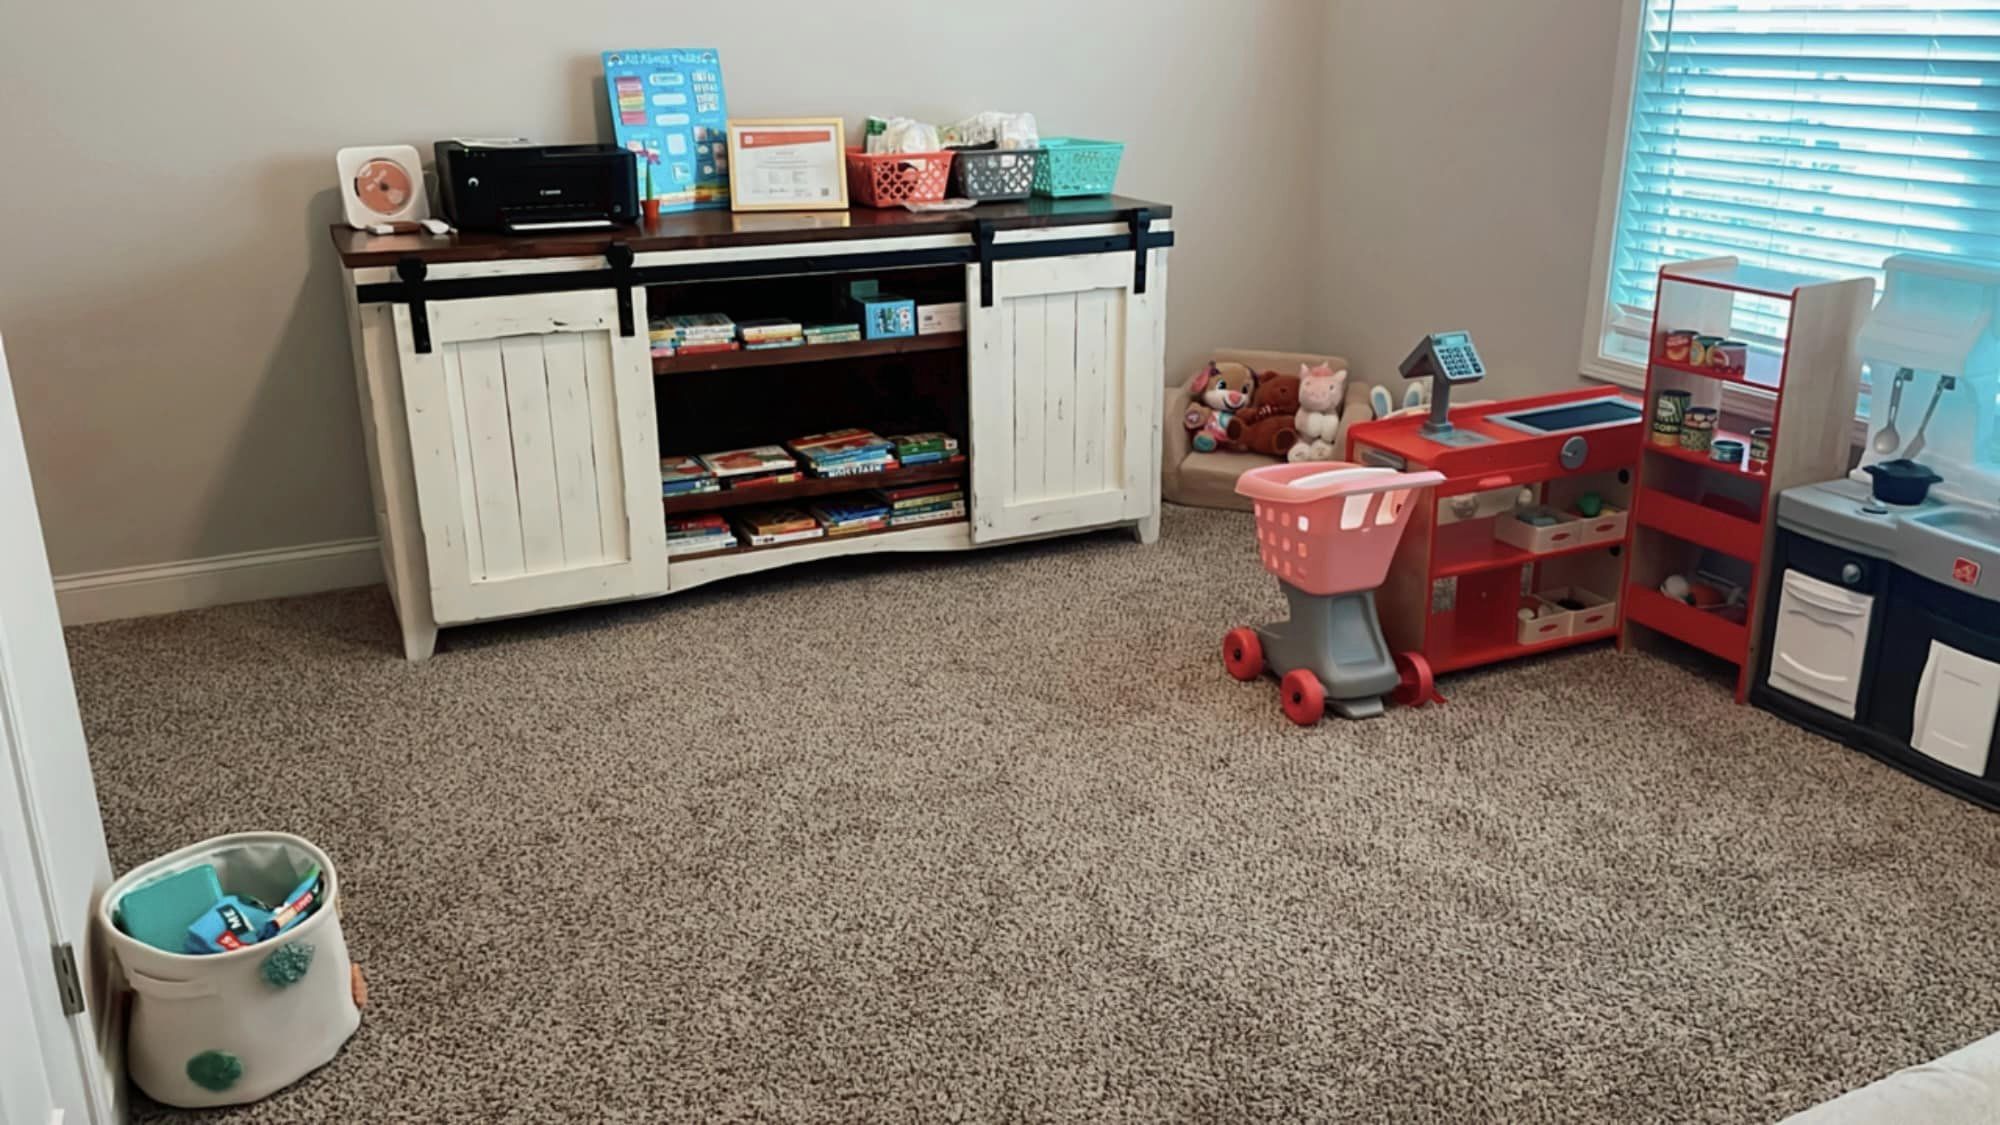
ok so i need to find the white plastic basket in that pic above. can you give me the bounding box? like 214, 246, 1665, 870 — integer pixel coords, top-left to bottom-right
99, 832, 360, 1108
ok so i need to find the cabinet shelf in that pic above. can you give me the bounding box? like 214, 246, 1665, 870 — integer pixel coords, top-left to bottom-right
1624, 585, 1748, 664
1634, 487, 1764, 561
1649, 353, 1783, 391
1433, 519, 1621, 578
652, 333, 965, 375
669, 516, 969, 562
662, 459, 966, 516
1644, 430, 1770, 485
1432, 627, 1618, 675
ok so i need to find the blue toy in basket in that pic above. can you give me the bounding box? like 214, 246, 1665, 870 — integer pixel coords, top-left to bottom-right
1221, 463, 1445, 722
186, 896, 272, 954
118, 863, 225, 953
181, 865, 325, 953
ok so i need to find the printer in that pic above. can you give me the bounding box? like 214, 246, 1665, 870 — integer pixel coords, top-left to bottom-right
434, 140, 638, 233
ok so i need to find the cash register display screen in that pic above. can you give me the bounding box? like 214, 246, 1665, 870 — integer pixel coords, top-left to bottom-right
1435, 332, 1469, 349
1505, 400, 1643, 432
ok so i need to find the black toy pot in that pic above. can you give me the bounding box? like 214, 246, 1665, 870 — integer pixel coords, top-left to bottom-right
1864, 459, 1942, 506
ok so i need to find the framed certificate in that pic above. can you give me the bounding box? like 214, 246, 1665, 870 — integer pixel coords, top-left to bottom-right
726, 118, 848, 212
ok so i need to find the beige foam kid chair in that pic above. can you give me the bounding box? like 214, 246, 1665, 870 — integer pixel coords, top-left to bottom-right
1162, 348, 1378, 512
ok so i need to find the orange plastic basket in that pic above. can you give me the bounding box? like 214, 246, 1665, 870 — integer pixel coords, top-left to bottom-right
1236, 463, 1444, 597
846, 149, 956, 208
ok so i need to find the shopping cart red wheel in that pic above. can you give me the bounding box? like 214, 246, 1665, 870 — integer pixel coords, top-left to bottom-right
1222, 627, 1265, 682
1390, 652, 1444, 708
1279, 669, 1325, 726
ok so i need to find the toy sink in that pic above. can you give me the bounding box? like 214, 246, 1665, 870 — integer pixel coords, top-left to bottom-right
1915, 505, 2000, 552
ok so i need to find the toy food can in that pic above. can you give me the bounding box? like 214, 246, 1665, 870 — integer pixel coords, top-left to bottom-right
1710, 438, 1745, 465
1748, 426, 1773, 469
1679, 407, 1717, 453
1652, 389, 1692, 446
1710, 339, 1748, 375
1663, 329, 1695, 364
1691, 335, 1725, 366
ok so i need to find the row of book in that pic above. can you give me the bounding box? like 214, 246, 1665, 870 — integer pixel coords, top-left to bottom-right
660, 429, 961, 498
648, 313, 863, 358
664, 480, 968, 557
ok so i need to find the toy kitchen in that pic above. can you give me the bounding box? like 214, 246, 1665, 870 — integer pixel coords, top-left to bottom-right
1753, 254, 2000, 809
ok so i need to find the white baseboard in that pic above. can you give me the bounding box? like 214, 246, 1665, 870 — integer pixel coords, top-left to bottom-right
54, 538, 384, 626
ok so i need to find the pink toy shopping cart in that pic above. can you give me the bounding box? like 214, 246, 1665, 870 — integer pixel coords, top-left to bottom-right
1223, 462, 1445, 723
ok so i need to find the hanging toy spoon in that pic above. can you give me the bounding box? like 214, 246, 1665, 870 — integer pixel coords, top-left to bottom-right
1872, 368, 1913, 455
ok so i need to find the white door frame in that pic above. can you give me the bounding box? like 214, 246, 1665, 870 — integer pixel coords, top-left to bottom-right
0, 332, 121, 1125
0, 853, 63, 1125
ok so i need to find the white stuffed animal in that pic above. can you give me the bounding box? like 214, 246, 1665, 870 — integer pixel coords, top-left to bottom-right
1287, 363, 1350, 463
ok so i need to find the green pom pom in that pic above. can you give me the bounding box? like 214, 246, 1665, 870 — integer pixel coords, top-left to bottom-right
186, 1049, 242, 1092
261, 942, 315, 989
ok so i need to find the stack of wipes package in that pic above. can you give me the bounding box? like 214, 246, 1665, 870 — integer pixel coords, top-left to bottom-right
863, 117, 944, 154
941, 112, 1040, 150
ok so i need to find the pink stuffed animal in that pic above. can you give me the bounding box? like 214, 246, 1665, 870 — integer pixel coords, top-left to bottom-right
1288, 363, 1349, 462
1184, 361, 1259, 453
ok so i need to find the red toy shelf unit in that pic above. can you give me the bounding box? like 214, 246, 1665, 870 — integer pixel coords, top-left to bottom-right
1347, 386, 1644, 678
1617, 258, 1874, 702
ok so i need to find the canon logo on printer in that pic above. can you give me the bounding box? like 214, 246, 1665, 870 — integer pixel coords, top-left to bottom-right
539, 188, 562, 197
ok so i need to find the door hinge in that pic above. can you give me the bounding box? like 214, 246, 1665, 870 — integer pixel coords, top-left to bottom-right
52, 942, 85, 1016
397, 255, 432, 355
606, 241, 636, 337
1128, 208, 1152, 295
973, 219, 997, 308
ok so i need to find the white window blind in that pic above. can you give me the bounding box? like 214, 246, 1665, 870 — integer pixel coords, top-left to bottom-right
1600, 0, 2000, 359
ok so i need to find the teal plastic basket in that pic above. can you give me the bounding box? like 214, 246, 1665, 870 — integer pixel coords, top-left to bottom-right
1032, 137, 1125, 198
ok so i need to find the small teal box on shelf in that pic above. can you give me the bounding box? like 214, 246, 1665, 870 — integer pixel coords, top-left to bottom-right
847, 280, 916, 340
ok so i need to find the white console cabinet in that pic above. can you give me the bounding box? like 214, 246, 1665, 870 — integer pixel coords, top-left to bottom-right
335, 199, 1172, 659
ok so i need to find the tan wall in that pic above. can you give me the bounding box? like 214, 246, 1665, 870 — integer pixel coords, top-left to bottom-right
1314, 0, 1627, 401
0, 0, 1325, 576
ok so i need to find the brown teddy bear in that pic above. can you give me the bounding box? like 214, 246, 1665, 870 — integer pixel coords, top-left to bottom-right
1226, 369, 1302, 457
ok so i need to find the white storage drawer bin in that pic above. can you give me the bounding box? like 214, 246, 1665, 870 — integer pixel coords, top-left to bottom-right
1576, 506, 1628, 546
100, 832, 360, 1108
1494, 508, 1588, 555
1540, 586, 1618, 636
1518, 597, 1574, 645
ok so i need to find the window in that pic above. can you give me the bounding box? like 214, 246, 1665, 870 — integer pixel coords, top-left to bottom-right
1583, 0, 2000, 384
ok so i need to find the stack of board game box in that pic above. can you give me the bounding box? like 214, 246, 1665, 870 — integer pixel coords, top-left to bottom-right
652, 313, 738, 356
808, 496, 891, 537
733, 506, 822, 546
736, 318, 804, 350
697, 445, 802, 491
788, 429, 897, 478
665, 514, 738, 557
888, 432, 962, 467
878, 480, 966, 527
803, 322, 862, 346
659, 456, 719, 499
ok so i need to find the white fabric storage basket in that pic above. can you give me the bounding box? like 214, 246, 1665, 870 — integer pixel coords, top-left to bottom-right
99, 831, 360, 1108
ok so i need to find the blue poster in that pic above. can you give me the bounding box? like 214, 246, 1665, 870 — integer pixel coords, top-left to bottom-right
601, 49, 730, 212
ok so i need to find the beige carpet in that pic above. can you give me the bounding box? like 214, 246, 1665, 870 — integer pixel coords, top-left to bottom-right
69, 505, 2000, 1124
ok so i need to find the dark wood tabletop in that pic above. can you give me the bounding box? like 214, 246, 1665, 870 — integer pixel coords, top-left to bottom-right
331, 196, 1172, 268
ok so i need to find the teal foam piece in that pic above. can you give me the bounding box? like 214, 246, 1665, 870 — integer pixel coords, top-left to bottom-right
119, 864, 223, 953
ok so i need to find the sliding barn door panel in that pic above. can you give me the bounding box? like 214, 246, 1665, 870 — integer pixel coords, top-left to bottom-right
968, 251, 1161, 544
395, 290, 666, 623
